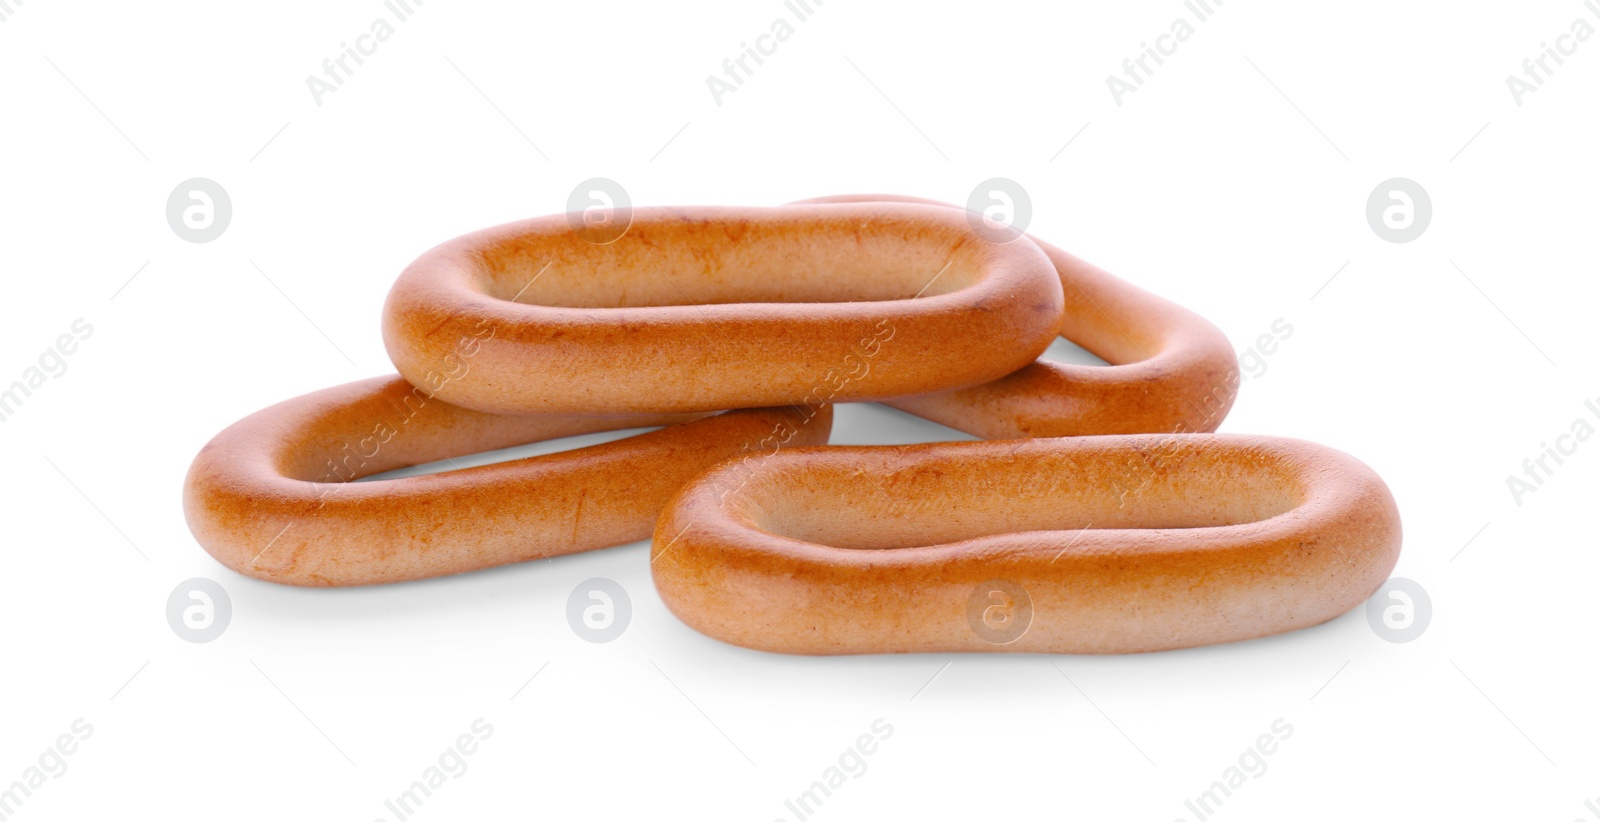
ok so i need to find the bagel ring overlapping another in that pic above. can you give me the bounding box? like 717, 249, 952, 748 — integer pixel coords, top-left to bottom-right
183, 376, 831, 586
379, 202, 1066, 416
183, 192, 1400, 658
791, 194, 1240, 438
652, 433, 1400, 654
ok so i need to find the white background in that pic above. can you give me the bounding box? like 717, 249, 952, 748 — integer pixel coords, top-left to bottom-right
2, 0, 1596, 819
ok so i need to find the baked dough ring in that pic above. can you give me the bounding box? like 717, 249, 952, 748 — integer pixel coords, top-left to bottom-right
183, 376, 831, 586
793, 194, 1239, 438
652, 434, 1400, 654
381, 203, 1064, 415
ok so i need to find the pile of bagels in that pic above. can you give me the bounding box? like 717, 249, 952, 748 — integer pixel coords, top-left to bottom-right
183, 194, 1401, 655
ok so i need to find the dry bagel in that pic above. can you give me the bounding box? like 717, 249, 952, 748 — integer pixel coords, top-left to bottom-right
651, 434, 1400, 654
183, 376, 831, 586
794, 194, 1239, 438
381, 203, 1064, 415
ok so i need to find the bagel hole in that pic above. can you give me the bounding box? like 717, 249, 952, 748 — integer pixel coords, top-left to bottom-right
274, 378, 695, 484
358, 427, 665, 482
476, 214, 992, 308
740, 446, 1303, 551
1040, 336, 1110, 367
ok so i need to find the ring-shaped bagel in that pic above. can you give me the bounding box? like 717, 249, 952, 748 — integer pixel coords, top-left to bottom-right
651, 434, 1401, 654
183, 376, 831, 586
793, 194, 1239, 438
381, 203, 1064, 415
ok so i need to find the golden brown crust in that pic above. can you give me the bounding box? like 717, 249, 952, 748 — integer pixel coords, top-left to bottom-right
793, 194, 1240, 438
651, 434, 1401, 654
381, 203, 1064, 415
182, 376, 832, 586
